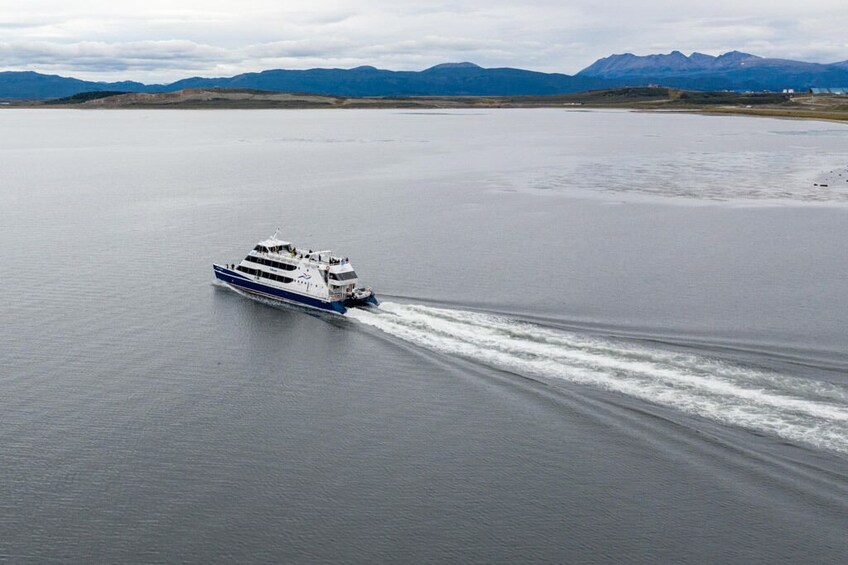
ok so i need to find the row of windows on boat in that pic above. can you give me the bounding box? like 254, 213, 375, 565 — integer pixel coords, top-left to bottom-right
245, 255, 297, 271
254, 244, 291, 254
244, 255, 358, 281
237, 264, 358, 283
236, 265, 294, 284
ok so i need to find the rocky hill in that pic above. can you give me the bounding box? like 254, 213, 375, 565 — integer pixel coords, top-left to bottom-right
577, 51, 848, 91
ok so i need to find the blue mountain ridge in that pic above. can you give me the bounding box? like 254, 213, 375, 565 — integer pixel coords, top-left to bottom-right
0, 64, 609, 99
133, 64, 611, 97
2, 53, 847, 100
577, 51, 848, 91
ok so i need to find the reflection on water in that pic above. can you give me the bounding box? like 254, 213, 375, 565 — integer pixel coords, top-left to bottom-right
518, 154, 848, 203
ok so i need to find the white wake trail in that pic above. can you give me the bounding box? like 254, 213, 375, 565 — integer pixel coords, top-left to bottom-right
348, 302, 848, 454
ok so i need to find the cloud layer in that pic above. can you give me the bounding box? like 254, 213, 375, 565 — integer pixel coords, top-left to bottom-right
1, 0, 846, 82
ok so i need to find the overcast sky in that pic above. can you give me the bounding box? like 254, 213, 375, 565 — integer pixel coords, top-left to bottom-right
1, 0, 846, 83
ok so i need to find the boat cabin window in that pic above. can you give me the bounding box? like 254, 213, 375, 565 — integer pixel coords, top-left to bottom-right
254, 244, 292, 254
329, 271, 358, 281
237, 265, 293, 284
245, 255, 297, 271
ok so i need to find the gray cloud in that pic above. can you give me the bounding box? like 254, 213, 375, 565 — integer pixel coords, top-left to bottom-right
0, 0, 846, 82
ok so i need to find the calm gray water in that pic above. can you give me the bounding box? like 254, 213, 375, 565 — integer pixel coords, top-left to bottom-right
1, 108, 847, 563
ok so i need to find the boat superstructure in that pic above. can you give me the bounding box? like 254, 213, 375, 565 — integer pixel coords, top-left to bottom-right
213, 232, 378, 315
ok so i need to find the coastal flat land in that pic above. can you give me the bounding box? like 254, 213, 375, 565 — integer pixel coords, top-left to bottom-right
6, 87, 848, 121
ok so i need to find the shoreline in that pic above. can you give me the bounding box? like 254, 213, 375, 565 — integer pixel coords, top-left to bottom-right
3, 87, 847, 123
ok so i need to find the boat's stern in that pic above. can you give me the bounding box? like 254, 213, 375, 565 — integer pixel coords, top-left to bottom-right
344, 287, 379, 309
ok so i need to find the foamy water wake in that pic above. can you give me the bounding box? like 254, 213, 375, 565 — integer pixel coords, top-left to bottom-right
348, 303, 848, 454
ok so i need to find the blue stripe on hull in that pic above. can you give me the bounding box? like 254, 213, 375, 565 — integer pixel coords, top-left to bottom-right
213, 265, 346, 314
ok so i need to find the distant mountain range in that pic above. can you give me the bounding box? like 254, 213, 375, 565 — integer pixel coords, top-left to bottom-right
164, 62, 615, 97
2, 52, 848, 100
0, 71, 151, 99
0, 63, 609, 100
577, 51, 848, 91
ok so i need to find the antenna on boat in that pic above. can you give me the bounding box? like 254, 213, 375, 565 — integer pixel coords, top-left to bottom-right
272, 227, 281, 240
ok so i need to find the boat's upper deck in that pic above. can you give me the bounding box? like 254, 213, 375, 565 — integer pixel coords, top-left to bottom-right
253, 237, 353, 271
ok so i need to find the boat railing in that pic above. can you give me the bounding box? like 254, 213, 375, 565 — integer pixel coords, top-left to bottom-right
268, 251, 348, 267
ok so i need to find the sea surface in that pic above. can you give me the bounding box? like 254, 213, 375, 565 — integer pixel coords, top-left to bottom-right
1, 108, 847, 563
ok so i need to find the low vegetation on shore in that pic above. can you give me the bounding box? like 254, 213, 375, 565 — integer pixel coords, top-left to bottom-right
9, 87, 848, 121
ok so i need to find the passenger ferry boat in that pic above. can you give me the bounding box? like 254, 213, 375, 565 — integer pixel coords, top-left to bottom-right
213, 232, 378, 315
